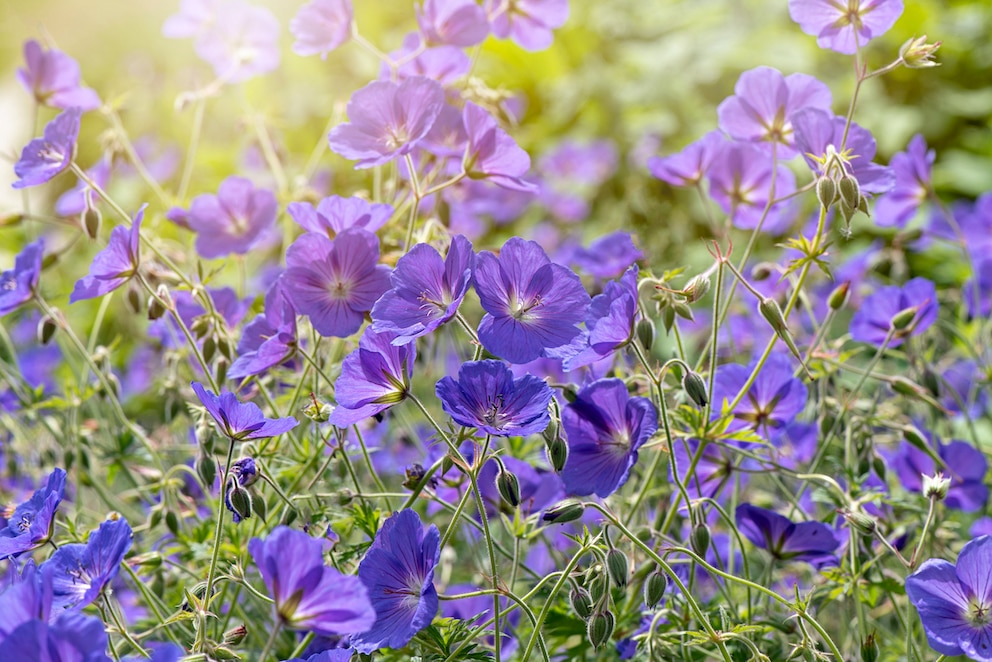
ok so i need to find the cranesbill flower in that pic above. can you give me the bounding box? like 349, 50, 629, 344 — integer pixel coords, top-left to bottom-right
874, 134, 934, 227
17, 39, 101, 111
707, 140, 797, 233
228, 280, 297, 380
462, 102, 536, 192
0, 613, 109, 661
571, 232, 643, 280
291, 0, 353, 59
792, 108, 894, 195
0, 239, 44, 317
736, 503, 839, 567
418, 0, 490, 47
788, 0, 904, 55
351, 509, 441, 653
45, 517, 133, 613
560, 378, 658, 498
563, 266, 639, 370
182, 176, 277, 259
283, 228, 390, 338
648, 131, 724, 188
12, 107, 81, 189
249, 525, 375, 635
194, 2, 281, 83
486, 0, 569, 52
386, 34, 470, 86
0, 468, 66, 559
906, 535, 992, 660
162, 0, 225, 40
328, 76, 445, 169
70, 204, 146, 303
474, 237, 590, 364
191, 381, 297, 441
287, 196, 393, 238
849, 277, 937, 347
710, 353, 808, 436
436, 360, 553, 436
887, 438, 987, 512
717, 66, 832, 159
371, 235, 475, 344
328, 328, 415, 426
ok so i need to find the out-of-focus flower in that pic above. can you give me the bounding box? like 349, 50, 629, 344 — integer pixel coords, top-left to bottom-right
287, 196, 393, 238
874, 134, 934, 228
648, 131, 724, 187
45, 518, 133, 612
12, 108, 81, 190
70, 204, 146, 303
386, 33, 470, 86
707, 140, 796, 233
788, 0, 904, 54
562, 266, 639, 370
462, 102, 536, 192
736, 503, 839, 567
328, 328, 416, 427
0, 468, 66, 559
849, 277, 937, 347
55, 155, 111, 217
0, 240, 44, 317
191, 381, 298, 441
291, 0, 353, 59
485, 0, 569, 52
571, 232, 642, 280
887, 438, 987, 511
180, 1, 280, 83
436, 359, 553, 436
178, 176, 277, 259
16, 39, 101, 111
710, 353, 808, 437
417, 0, 490, 47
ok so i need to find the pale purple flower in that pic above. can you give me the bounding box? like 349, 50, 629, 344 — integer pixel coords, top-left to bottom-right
45, 518, 133, 613
291, 0, 353, 58
648, 131, 724, 188
874, 134, 934, 227
162, 0, 226, 39
418, 0, 490, 47
16, 39, 100, 111
486, 0, 570, 52
571, 232, 642, 280
386, 33, 470, 86
194, 2, 281, 82
849, 277, 937, 347
0, 240, 44, 317
70, 204, 146, 303
287, 196, 393, 238
707, 140, 797, 233
182, 176, 277, 259
788, 0, 904, 54
12, 108, 81, 190
717, 66, 832, 159
792, 108, 894, 195
228, 279, 298, 379
562, 266, 639, 370
462, 102, 536, 192
328, 77, 445, 168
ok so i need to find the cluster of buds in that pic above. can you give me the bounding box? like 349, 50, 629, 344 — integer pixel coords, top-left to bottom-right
813, 145, 872, 232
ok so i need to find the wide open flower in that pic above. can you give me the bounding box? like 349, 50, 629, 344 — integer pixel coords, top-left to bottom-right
17, 39, 101, 111
45, 517, 133, 613
191, 381, 298, 441
181, 176, 277, 259
13, 108, 81, 189
0, 468, 66, 559
788, 0, 904, 54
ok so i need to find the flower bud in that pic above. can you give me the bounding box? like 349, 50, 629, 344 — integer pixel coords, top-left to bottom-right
147, 294, 166, 320
900, 35, 941, 68
644, 571, 668, 608
606, 548, 629, 589
129, 551, 163, 568
37, 314, 58, 346
542, 499, 585, 525
547, 436, 568, 473
682, 370, 708, 408
303, 394, 334, 422
165, 510, 180, 536
828, 281, 850, 311
83, 207, 102, 240
683, 274, 711, 303
838, 175, 861, 210
569, 587, 594, 619
214, 357, 228, 388
636, 317, 655, 351
196, 452, 217, 488
922, 472, 950, 501
691, 522, 710, 556
588, 571, 609, 603
228, 485, 253, 521
861, 632, 879, 662
758, 298, 809, 373
231, 457, 258, 488
496, 469, 521, 508
202, 336, 217, 363
750, 262, 775, 282
842, 508, 877, 536
126, 282, 143, 314
251, 491, 267, 521
902, 424, 930, 452
889, 305, 919, 332
223, 624, 248, 646
586, 610, 615, 649
816, 176, 837, 209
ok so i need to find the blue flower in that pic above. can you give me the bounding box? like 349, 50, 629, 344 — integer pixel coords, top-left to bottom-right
328, 328, 415, 427
435, 360, 552, 437
191, 381, 298, 441
0, 468, 66, 559
736, 503, 838, 567
44, 517, 133, 614
351, 509, 441, 653
562, 266, 639, 370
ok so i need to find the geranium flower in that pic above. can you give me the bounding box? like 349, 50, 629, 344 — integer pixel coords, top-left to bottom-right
736, 503, 839, 567
191, 381, 297, 441
874, 134, 934, 227
849, 277, 937, 347
462, 102, 536, 192
0, 468, 66, 559
328, 328, 415, 427
788, 0, 904, 54
286, 195, 393, 238
17, 39, 100, 111
228, 280, 298, 380
485, 0, 570, 51
290, 0, 352, 59
70, 204, 146, 303
562, 266, 639, 370
707, 140, 796, 233
417, 0, 490, 47
648, 131, 724, 188
12, 108, 81, 189
44, 518, 133, 613
0, 239, 44, 317
180, 176, 277, 259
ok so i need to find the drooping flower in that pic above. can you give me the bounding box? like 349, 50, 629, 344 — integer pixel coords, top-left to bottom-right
485, 0, 570, 52
179, 176, 277, 259
70, 204, 146, 303
788, 0, 904, 54
648, 131, 724, 188
887, 438, 988, 512
290, 0, 353, 59
328, 77, 445, 168
562, 266, 639, 370
710, 353, 808, 437
906, 535, 992, 660
0, 239, 44, 317
474, 237, 590, 364
17, 39, 101, 111
874, 134, 934, 227
12, 107, 81, 189
571, 232, 643, 280
436, 360, 553, 436
228, 279, 298, 380
350, 509, 441, 653
191, 381, 298, 441
282, 228, 391, 338
736, 503, 839, 567
328, 328, 416, 426
560, 378, 658, 498
792, 108, 894, 195
849, 277, 937, 347
0, 468, 66, 559
417, 0, 490, 47
249, 526, 376, 635
44, 517, 133, 613
287, 196, 393, 238
461, 102, 536, 192
371, 235, 475, 344
717, 66, 833, 158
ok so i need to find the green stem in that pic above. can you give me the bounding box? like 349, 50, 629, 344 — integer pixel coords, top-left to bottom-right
195, 438, 237, 653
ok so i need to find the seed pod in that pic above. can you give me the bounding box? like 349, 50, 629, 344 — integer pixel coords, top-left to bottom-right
586, 610, 615, 649
683, 275, 711, 303
496, 469, 521, 508
644, 571, 668, 608
570, 587, 594, 619
682, 370, 708, 408
606, 549, 629, 589
130, 552, 163, 568
542, 499, 584, 525
843, 509, 877, 536
861, 632, 879, 662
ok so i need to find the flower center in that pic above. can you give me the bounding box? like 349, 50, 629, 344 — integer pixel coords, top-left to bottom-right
969, 599, 992, 628
328, 279, 352, 301
509, 293, 542, 321
1, 275, 17, 291
385, 125, 410, 151
481, 394, 506, 429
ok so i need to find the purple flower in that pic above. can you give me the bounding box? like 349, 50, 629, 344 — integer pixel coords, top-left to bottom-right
291, 0, 353, 59
371, 235, 475, 344
228, 280, 297, 380
0, 611, 109, 661
710, 353, 808, 436
418, 0, 490, 47
717, 66, 832, 159
648, 131, 724, 187
462, 102, 536, 192
0, 468, 66, 559
486, 0, 569, 51
181, 176, 277, 259
736, 503, 839, 566
249, 525, 375, 635
44, 517, 133, 613
0, 239, 44, 317
792, 108, 894, 195
56, 155, 112, 217
563, 266, 639, 370
874, 134, 934, 227
351, 509, 441, 653
474, 237, 590, 364
906, 535, 992, 659
17, 39, 101, 111
571, 232, 643, 280
287, 196, 393, 238
328, 77, 445, 168
194, 2, 281, 82
887, 438, 987, 512
849, 277, 937, 347
12, 107, 81, 189
539, 139, 618, 189
191, 381, 297, 441
70, 204, 146, 303
386, 33, 471, 86
328, 328, 416, 427
788, 0, 904, 54
707, 140, 797, 233
283, 228, 390, 338
560, 378, 658, 498
162, 0, 225, 39
436, 360, 553, 436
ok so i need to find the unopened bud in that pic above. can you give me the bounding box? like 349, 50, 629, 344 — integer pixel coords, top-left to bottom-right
496, 469, 521, 508
606, 548, 629, 589
588, 571, 609, 603
147, 295, 166, 320
636, 318, 655, 351
816, 176, 837, 209
303, 394, 334, 422
922, 472, 950, 500
758, 297, 809, 374
129, 551, 163, 568
828, 281, 851, 311
196, 453, 217, 488
547, 436, 568, 473
900, 35, 941, 69
228, 485, 252, 521
644, 571, 668, 608
202, 336, 217, 363
843, 508, 877, 536
126, 283, 143, 314
37, 314, 58, 345
223, 624, 248, 646
83, 208, 102, 239
542, 499, 585, 525
890, 305, 919, 332
251, 491, 267, 521
838, 175, 861, 210
683, 275, 711, 303
902, 424, 930, 451
569, 587, 593, 619
861, 631, 879, 662
586, 610, 615, 649
682, 370, 708, 408
214, 357, 228, 387
691, 522, 710, 556
190, 316, 212, 339
750, 262, 775, 282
